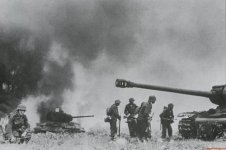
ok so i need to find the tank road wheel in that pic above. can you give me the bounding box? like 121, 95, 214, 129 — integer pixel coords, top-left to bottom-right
178, 119, 197, 139
197, 123, 224, 141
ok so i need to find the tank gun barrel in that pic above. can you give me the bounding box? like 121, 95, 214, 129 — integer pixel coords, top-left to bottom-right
115, 79, 211, 97
72, 115, 94, 118
115, 79, 226, 106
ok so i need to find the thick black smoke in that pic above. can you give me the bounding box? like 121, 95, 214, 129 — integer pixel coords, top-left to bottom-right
0, 27, 50, 116
37, 61, 74, 121
0, 0, 141, 118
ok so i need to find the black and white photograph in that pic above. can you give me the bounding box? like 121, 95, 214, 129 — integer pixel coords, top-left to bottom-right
0, 0, 225, 149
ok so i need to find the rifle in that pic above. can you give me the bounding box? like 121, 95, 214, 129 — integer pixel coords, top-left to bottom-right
8, 136, 31, 144
118, 119, 121, 137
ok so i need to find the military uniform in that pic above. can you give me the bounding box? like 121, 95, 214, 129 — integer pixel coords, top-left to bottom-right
160, 104, 174, 138
137, 102, 152, 140
5, 105, 31, 143
109, 101, 121, 140
124, 101, 138, 137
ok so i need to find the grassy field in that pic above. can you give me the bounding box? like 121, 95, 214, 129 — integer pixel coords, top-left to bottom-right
0, 129, 226, 150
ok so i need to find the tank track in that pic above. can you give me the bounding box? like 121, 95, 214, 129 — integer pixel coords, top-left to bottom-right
196, 122, 224, 141
178, 118, 197, 139
179, 118, 224, 140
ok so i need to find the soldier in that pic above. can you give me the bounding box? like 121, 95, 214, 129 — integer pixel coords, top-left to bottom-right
137, 96, 156, 141
5, 104, 31, 143
109, 100, 121, 140
160, 103, 174, 139
124, 98, 138, 137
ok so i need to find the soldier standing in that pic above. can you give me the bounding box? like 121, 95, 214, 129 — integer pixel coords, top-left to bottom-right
5, 104, 31, 143
137, 96, 156, 141
160, 103, 174, 139
109, 100, 121, 140
124, 98, 138, 137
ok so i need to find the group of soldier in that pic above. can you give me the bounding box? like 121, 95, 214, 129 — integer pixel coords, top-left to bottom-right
106, 96, 174, 141
1, 96, 174, 143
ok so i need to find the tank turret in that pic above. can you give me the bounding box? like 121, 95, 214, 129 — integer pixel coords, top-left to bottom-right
115, 79, 226, 106
115, 79, 226, 140
46, 109, 94, 123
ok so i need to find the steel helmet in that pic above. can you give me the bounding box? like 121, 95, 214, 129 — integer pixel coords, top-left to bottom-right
17, 104, 26, 111
129, 98, 135, 102
115, 99, 121, 104
148, 95, 156, 102
168, 103, 174, 108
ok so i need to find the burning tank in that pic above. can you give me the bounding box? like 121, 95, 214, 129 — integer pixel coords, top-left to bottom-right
115, 79, 226, 140
34, 108, 94, 134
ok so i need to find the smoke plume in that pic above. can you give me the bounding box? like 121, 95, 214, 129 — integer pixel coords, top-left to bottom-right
0, 0, 142, 119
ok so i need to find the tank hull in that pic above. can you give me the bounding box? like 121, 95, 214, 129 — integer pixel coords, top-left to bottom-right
178, 109, 226, 140
33, 121, 85, 134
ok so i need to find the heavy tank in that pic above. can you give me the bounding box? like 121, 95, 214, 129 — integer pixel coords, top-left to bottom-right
34, 108, 94, 134
115, 79, 226, 140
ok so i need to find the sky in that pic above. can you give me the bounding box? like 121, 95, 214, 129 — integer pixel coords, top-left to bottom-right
0, 0, 225, 133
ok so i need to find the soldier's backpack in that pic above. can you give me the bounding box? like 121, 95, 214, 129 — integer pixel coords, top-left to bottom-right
106, 107, 111, 116
104, 107, 111, 123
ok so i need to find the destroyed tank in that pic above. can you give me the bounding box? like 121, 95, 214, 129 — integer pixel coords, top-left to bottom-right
115, 79, 226, 140
34, 108, 94, 134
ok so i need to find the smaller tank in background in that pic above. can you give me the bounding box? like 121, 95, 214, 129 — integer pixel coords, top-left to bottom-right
34, 108, 94, 134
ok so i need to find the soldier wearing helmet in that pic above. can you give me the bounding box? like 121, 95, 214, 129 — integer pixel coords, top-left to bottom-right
137, 96, 156, 141
6, 104, 31, 143
108, 100, 121, 140
148, 96, 156, 103
160, 103, 174, 138
124, 98, 138, 137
